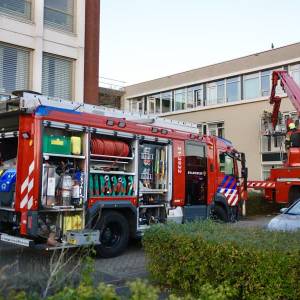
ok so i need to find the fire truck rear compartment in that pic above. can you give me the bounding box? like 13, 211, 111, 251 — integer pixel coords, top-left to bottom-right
0, 108, 20, 208
0, 137, 18, 208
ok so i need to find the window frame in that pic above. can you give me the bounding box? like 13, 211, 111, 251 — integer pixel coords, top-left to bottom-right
0, 0, 32, 21
0, 42, 31, 95
243, 72, 260, 100
42, 52, 74, 100
219, 152, 235, 176
44, 0, 75, 33
226, 76, 241, 103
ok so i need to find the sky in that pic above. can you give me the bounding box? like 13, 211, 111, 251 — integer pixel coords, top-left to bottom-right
100, 0, 300, 86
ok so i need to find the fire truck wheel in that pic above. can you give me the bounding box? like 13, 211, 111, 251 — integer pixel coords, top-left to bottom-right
212, 205, 229, 222
95, 210, 129, 258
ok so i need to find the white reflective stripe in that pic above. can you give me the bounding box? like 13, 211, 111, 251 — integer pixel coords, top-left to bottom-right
29, 161, 34, 175
21, 177, 29, 194
261, 183, 266, 187
28, 179, 34, 193
20, 194, 28, 209
228, 190, 237, 204
225, 188, 233, 197
232, 196, 239, 206
27, 196, 33, 209
219, 188, 225, 193
277, 178, 300, 182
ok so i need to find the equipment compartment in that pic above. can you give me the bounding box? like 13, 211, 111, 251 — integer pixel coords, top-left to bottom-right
41, 126, 87, 209
89, 135, 136, 198
137, 142, 170, 228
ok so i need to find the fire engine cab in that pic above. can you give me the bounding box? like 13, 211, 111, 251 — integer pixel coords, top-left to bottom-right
0, 91, 247, 257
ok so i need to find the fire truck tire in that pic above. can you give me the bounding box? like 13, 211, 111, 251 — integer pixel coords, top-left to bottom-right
95, 210, 129, 258
212, 205, 229, 222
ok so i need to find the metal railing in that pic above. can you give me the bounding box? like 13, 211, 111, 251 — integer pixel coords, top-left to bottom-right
99, 77, 126, 91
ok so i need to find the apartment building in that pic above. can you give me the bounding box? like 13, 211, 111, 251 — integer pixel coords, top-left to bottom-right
0, 0, 99, 103
124, 43, 300, 180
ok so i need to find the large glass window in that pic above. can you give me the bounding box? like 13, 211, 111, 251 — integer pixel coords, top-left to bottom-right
290, 64, 300, 86
147, 95, 156, 114
161, 91, 172, 113
195, 86, 204, 107
243, 72, 260, 99
130, 98, 143, 113
146, 94, 161, 114
153, 93, 161, 114
206, 82, 217, 106
174, 89, 186, 111
0, 43, 30, 94
206, 80, 225, 105
217, 80, 225, 104
42, 53, 73, 100
0, 0, 31, 20
261, 70, 271, 96
226, 76, 240, 102
44, 0, 74, 32
187, 85, 202, 108
198, 122, 224, 138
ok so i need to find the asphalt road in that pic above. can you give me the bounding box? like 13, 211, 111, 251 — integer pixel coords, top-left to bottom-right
0, 215, 273, 293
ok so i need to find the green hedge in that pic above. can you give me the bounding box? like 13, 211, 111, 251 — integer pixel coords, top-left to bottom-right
246, 191, 281, 216
143, 221, 300, 299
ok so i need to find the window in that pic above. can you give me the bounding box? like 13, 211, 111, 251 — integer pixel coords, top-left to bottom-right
0, 0, 31, 20
217, 80, 225, 104
290, 64, 300, 86
206, 82, 217, 106
153, 93, 161, 114
219, 153, 234, 175
243, 72, 260, 99
261, 70, 271, 96
174, 89, 186, 111
44, 0, 74, 32
130, 98, 143, 113
0, 43, 30, 94
161, 91, 172, 113
226, 76, 240, 102
206, 80, 225, 105
195, 86, 204, 107
42, 53, 73, 100
187, 85, 202, 109
198, 122, 224, 138
147, 95, 156, 114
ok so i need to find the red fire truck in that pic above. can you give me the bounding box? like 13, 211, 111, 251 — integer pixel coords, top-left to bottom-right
0, 91, 247, 257
248, 70, 300, 205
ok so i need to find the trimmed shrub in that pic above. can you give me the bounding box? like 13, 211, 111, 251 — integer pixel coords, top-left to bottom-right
246, 191, 281, 216
143, 221, 300, 299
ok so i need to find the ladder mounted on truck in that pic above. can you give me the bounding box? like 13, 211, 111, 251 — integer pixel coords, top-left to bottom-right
1, 91, 199, 134
270, 70, 300, 128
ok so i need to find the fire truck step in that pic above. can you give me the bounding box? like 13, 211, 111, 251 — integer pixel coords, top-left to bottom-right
0, 233, 34, 247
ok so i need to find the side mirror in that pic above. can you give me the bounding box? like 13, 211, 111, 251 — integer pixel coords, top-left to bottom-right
280, 208, 287, 214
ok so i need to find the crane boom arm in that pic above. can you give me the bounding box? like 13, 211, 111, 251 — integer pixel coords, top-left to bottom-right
270, 70, 300, 128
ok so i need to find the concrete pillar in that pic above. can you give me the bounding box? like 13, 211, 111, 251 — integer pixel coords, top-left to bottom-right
84, 0, 100, 105
31, 0, 44, 93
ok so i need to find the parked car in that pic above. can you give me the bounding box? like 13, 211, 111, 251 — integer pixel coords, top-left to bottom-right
267, 199, 300, 231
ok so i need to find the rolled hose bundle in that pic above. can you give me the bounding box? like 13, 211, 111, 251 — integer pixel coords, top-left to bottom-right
91, 138, 130, 157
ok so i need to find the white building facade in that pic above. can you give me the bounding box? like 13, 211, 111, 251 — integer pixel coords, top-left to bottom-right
0, 0, 85, 102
